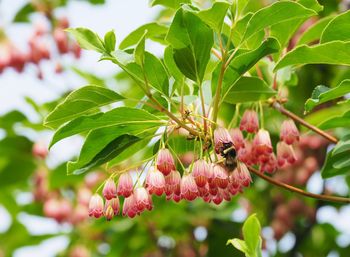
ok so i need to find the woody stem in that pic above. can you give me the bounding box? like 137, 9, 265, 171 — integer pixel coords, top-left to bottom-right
248, 166, 350, 204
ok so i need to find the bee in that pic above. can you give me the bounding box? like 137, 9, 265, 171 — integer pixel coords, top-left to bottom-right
219, 142, 237, 171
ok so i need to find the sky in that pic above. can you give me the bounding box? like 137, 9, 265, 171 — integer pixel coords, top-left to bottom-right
1, 1, 350, 257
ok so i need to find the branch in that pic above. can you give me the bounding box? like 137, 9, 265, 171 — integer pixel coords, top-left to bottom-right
272, 102, 338, 144
248, 166, 350, 204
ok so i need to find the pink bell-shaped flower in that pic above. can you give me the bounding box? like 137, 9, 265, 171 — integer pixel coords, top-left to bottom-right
146, 168, 166, 196
180, 174, 198, 201
214, 127, 234, 154
230, 128, 245, 150
240, 110, 259, 133
134, 187, 153, 212
192, 159, 210, 187
88, 194, 104, 219
277, 141, 297, 167
105, 197, 120, 216
280, 119, 300, 145
122, 193, 138, 218
156, 148, 176, 176
211, 164, 229, 189
164, 170, 181, 196
102, 178, 117, 200
253, 129, 273, 156
117, 172, 133, 198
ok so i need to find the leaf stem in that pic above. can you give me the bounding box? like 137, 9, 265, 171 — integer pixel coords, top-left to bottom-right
272, 102, 338, 144
198, 82, 207, 134
248, 166, 350, 204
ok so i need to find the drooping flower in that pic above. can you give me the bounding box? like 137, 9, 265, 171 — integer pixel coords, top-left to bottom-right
180, 174, 198, 201
253, 129, 273, 157
229, 128, 245, 150
192, 159, 210, 187
260, 153, 278, 174
240, 110, 259, 133
146, 168, 166, 196
237, 140, 256, 165
134, 187, 153, 212
122, 194, 138, 218
88, 194, 104, 219
211, 164, 229, 189
277, 141, 297, 167
214, 127, 234, 154
156, 148, 176, 176
117, 172, 133, 198
236, 162, 252, 187
280, 120, 299, 145
102, 178, 117, 200
164, 170, 181, 196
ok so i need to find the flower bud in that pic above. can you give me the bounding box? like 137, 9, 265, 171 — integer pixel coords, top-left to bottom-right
105, 197, 120, 216
117, 172, 133, 198
88, 194, 104, 218
134, 187, 153, 212
280, 120, 299, 145
146, 168, 165, 196
32, 141, 48, 159
180, 174, 198, 201
277, 142, 297, 167
156, 148, 175, 176
214, 127, 233, 154
192, 160, 210, 187
240, 110, 259, 133
229, 128, 245, 150
103, 178, 117, 200
104, 205, 115, 221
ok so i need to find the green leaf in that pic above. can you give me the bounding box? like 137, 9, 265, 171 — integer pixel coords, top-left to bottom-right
321, 146, 350, 178
67, 125, 157, 175
50, 107, 164, 147
164, 46, 184, 81
298, 0, 323, 12
333, 134, 350, 155
166, 7, 214, 82
319, 110, 350, 130
67, 27, 105, 53
71, 134, 140, 175
196, 2, 230, 32
219, 37, 280, 101
0, 111, 27, 132
144, 52, 170, 95
305, 79, 350, 113
134, 31, 147, 65
119, 23, 168, 50
242, 1, 316, 43
297, 16, 334, 45
321, 10, 350, 43
150, 0, 191, 9
44, 85, 125, 129
232, 0, 250, 19
227, 239, 250, 255
274, 41, 350, 71
224, 76, 276, 104
231, 13, 265, 49
104, 30, 116, 53
227, 214, 262, 257
13, 3, 35, 22
243, 214, 262, 257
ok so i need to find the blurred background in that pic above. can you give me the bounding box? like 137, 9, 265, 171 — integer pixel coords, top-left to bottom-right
1, 0, 350, 256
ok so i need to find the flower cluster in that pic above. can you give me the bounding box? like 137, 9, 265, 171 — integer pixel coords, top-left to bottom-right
0, 17, 80, 78
88, 109, 300, 220
88, 149, 252, 220
232, 110, 299, 173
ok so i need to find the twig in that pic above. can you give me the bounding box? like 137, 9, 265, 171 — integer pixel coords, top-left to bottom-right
248, 166, 350, 204
272, 102, 338, 144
